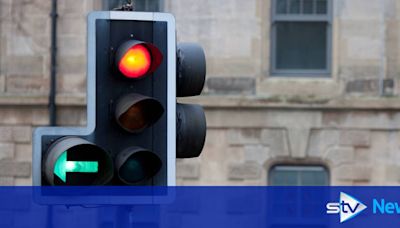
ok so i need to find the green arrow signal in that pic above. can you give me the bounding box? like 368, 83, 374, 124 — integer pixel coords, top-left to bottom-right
54, 151, 99, 182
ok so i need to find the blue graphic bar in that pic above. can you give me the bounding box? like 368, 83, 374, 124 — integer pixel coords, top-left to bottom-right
0, 187, 399, 227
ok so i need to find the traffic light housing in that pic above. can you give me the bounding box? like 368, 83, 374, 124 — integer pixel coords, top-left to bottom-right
176, 43, 207, 158
32, 11, 206, 202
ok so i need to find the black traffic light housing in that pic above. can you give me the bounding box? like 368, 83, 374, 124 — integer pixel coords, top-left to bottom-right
176, 43, 207, 158
33, 11, 177, 189
32, 11, 206, 203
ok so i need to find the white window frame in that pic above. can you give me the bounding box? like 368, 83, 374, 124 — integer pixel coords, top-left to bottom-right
270, 0, 333, 77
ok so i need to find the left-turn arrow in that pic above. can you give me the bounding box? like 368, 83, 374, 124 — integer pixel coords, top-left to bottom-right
54, 151, 99, 182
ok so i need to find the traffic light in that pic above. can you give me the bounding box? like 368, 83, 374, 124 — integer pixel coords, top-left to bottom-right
33, 10, 206, 193
33, 11, 175, 187
176, 43, 207, 158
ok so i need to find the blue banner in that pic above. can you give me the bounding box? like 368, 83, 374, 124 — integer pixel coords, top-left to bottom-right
0, 187, 399, 227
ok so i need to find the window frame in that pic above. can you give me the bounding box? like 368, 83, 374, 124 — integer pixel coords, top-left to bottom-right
270, 0, 333, 77
268, 165, 330, 186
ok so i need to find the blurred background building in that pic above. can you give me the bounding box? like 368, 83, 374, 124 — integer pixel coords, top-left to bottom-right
0, 0, 399, 186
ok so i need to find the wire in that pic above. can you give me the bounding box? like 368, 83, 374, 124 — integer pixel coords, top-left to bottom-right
113, 0, 135, 11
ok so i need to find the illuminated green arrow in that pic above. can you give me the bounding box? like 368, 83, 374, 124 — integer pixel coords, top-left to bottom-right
54, 151, 99, 182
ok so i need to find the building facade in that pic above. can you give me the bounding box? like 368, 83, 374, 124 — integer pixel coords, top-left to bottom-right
0, 0, 399, 186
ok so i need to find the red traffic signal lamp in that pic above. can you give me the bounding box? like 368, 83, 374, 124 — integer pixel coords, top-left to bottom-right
116, 40, 163, 79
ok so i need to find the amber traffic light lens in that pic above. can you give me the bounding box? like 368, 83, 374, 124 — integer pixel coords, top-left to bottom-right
115, 93, 164, 133
118, 44, 152, 79
119, 101, 150, 131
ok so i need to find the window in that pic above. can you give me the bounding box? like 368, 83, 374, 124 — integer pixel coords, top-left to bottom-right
271, 0, 332, 76
268, 165, 329, 227
103, 0, 163, 11
269, 165, 329, 186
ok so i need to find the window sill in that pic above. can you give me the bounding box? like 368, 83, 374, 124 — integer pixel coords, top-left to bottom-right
178, 95, 400, 110
270, 73, 331, 78
0, 93, 86, 107
257, 76, 340, 98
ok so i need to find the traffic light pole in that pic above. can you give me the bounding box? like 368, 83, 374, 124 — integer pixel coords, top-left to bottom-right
49, 0, 58, 126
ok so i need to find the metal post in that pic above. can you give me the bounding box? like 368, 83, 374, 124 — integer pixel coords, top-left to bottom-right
49, 0, 58, 126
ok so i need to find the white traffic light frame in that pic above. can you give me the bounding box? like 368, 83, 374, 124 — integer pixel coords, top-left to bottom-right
32, 11, 176, 204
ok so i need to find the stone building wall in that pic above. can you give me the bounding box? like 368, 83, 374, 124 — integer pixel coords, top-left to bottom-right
170, 0, 400, 185
0, 0, 399, 185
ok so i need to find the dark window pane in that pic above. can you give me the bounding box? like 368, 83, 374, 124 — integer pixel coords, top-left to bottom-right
269, 166, 329, 186
316, 0, 327, 14
300, 170, 329, 186
289, 0, 300, 14
303, 0, 314, 14
276, 0, 288, 14
275, 22, 327, 70
270, 170, 298, 186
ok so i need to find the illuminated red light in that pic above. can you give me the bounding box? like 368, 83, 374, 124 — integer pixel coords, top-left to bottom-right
118, 44, 152, 79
